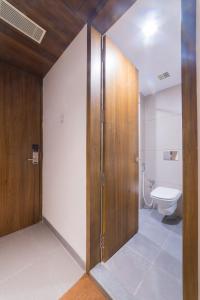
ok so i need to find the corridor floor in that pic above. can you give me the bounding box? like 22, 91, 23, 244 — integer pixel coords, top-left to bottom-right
0, 222, 84, 300
91, 208, 182, 300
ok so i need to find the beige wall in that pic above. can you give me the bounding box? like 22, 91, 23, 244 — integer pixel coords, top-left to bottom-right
43, 26, 87, 264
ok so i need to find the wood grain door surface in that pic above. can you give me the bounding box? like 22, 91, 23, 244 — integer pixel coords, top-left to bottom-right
102, 37, 139, 261
0, 62, 41, 236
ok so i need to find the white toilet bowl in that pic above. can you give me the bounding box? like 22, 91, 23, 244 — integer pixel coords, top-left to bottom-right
151, 187, 182, 216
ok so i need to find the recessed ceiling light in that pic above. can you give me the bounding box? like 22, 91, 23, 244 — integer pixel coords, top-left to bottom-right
142, 17, 158, 39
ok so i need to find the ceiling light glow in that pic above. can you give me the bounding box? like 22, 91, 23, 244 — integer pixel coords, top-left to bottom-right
142, 18, 158, 38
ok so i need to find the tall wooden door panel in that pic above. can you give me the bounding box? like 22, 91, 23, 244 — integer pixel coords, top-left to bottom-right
0, 62, 42, 236
102, 37, 139, 261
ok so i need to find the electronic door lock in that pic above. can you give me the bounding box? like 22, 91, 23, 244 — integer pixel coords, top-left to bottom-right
27, 144, 39, 165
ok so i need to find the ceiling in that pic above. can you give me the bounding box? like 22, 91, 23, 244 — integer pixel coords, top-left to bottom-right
0, 0, 136, 77
107, 0, 181, 96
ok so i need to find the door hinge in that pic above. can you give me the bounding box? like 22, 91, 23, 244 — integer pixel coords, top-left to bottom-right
100, 234, 105, 249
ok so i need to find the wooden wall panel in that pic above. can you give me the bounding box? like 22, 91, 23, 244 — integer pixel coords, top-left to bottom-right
86, 26, 102, 271
102, 36, 139, 261
0, 0, 138, 77
182, 0, 198, 299
0, 61, 42, 236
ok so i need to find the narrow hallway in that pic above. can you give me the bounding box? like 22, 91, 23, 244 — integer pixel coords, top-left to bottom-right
0, 223, 84, 300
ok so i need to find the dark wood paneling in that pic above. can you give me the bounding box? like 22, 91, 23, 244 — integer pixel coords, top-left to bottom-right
0, 0, 85, 76
92, 0, 137, 34
0, 0, 102, 77
102, 36, 139, 261
0, 0, 138, 77
76, 0, 103, 21
0, 61, 42, 236
182, 1, 198, 299
86, 27, 102, 271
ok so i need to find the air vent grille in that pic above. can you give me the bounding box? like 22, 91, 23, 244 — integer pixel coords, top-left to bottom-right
0, 0, 46, 43
158, 72, 170, 80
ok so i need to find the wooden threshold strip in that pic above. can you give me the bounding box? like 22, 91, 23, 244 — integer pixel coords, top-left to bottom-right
60, 274, 110, 300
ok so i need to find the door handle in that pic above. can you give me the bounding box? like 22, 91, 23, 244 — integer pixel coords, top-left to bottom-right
27, 144, 39, 165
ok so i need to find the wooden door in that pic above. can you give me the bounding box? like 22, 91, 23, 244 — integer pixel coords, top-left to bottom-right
102, 37, 139, 261
0, 62, 42, 236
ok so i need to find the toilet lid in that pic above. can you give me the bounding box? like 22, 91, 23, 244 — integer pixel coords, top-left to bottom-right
151, 187, 181, 200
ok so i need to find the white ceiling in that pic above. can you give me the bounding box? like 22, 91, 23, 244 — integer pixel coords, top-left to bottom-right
107, 0, 181, 96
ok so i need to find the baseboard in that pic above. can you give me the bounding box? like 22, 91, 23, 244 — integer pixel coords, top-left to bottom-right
42, 217, 85, 270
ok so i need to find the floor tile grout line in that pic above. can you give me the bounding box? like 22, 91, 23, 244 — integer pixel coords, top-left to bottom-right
93, 209, 183, 300
94, 263, 134, 299
0, 263, 33, 287
102, 243, 154, 298
125, 243, 158, 266
0, 239, 66, 287
133, 262, 155, 297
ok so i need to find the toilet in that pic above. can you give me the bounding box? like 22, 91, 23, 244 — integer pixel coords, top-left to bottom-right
151, 187, 182, 216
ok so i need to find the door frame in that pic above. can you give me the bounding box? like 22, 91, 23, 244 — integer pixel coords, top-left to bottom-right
182, 1, 198, 299
86, 1, 198, 299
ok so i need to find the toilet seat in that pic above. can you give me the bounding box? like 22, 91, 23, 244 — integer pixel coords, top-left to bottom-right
151, 186, 182, 216
151, 187, 181, 201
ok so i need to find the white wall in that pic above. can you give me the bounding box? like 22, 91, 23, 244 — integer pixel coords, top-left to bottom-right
141, 85, 183, 212
43, 26, 87, 264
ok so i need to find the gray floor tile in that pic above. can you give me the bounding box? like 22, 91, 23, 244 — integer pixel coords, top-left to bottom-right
154, 250, 182, 280
127, 233, 160, 263
135, 266, 182, 300
105, 246, 151, 295
91, 264, 134, 300
149, 209, 182, 236
92, 209, 183, 300
139, 219, 170, 247
139, 208, 153, 221
163, 233, 182, 261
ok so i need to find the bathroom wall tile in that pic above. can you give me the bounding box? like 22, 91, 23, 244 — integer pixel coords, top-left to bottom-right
144, 120, 157, 150
156, 115, 182, 150
155, 151, 182, 187
155, 86, 182, 115
145, 116, 182, 151
141, 85, 183, 211
144, 149, 183, 193
144, 85, 182, 122
139, 95, 146, 152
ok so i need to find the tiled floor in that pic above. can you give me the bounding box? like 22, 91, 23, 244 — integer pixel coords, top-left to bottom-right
0, 222, 84, 300
91, 208, 182, 300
